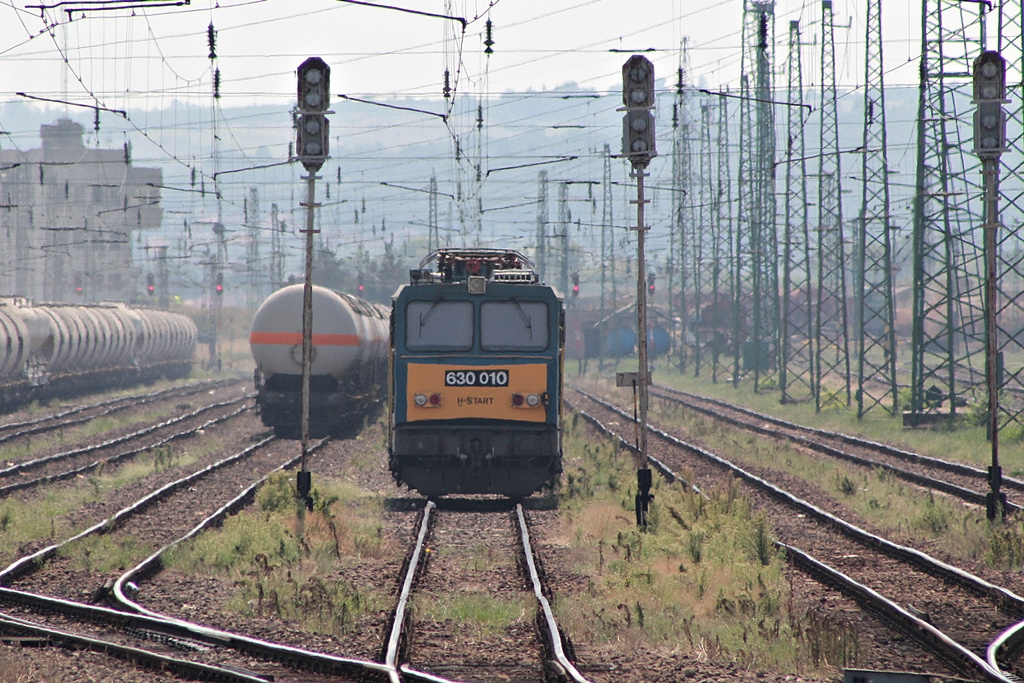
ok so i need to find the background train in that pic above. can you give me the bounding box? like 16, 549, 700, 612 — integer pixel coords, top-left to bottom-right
388, 249, 564, 498
249, 284, 389, 438
0, 298, 198, 410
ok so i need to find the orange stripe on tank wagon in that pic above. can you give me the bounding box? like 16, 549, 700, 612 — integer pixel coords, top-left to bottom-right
249, 332, 360, 346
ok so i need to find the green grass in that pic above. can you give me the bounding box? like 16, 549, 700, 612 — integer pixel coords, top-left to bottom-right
413, 592, 530, 636
163, 471, 391, 634
0, 442, 218, 567
575, 367, 1024, 572
554, 412, 854, 674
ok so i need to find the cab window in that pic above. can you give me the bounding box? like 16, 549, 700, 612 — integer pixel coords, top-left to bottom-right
405, 300, 473, 350
481, 300, 548, 351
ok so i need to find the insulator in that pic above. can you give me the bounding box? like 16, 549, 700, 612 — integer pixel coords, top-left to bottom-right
484, 19, 494, 54
443, 69, 451, 99
93, 106, 100, 132
213, 68, 221, 99
477, 104, 483, 129
123, 142, 130, 165
207, 22, 216, 60
337, 167, 341, 183
672, 103, 678, 129
676, 67, 684, 95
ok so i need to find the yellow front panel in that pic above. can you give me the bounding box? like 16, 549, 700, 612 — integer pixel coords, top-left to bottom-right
406, 363, 548, 423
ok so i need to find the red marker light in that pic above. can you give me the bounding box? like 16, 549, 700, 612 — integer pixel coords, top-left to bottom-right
428, 393, 441, 406
358, 284, 364, 292
511, 393, 525, 407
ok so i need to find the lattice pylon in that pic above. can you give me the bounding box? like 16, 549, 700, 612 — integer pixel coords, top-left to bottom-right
990, 1, 1024, 430
855, 0, 898, 417
814, 0, 851, 411
733, 0, 778, 389
713, 92, 734, 384
693, 102, 715, 377
780, 19, 814, 405
909, 2, 986, 421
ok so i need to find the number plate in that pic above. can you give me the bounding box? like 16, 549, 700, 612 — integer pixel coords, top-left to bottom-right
444, 369, 510, 387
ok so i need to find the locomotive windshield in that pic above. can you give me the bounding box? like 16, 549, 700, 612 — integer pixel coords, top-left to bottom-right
481, 300, 549, 351
406, 300, 473, 350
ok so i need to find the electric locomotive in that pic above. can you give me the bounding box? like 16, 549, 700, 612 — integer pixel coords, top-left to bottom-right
389, 249, 563, 497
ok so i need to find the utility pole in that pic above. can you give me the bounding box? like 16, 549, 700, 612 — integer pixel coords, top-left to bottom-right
156, 245, 169, 309
295, 56, 331, 511
620, 55, 657, 529
536, 171, 548, 283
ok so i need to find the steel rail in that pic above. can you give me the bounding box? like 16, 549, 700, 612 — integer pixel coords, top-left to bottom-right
0, 613, 269, 683
515, 503, 592, 683
386, 500, 435, 683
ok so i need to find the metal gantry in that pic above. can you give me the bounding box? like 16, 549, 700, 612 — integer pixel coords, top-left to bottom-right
814, 0, 851, 411
780, 18, 814, 405
855, 0, 898, 417
713, 92, 734, 384
909, 1, 986, 423
990, 1, 1024, 431
694, 101, 715, 376
736, 0, 779, 391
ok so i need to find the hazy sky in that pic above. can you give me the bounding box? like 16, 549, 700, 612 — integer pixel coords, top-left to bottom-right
0, 0, 930, 113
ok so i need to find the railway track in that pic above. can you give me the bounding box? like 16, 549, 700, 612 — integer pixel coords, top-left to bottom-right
0, 392, 253, 497
566, 386, 1024, 680
0, 377, 245, 447
386, 499, 590, 683
0, 413, 400, 682
644, 382, 1024, 514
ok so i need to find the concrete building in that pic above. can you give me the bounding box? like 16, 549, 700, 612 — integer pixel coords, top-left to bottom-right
0, 118, 162, 303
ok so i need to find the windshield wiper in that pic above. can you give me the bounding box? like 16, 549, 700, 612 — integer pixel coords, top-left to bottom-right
419, 298, 445, 329
509, 298, 533, 339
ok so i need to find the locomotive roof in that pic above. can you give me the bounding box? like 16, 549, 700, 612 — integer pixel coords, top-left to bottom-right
409, 248, 539, 285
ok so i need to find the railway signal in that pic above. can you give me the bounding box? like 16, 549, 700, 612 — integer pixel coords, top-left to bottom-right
215, 272, 223, 296
619, 54, 657, 529
296, 57, 331, 172
973, 51, 1007, 159
973, 50, 1009, 521
146, 273, 155, 297
648, 271, 656, 294
621, 55, 657, 168
571, 272, 579, 297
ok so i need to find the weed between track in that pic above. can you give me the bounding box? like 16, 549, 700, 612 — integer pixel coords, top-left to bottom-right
556, 411, 855, 673
163, 472, 391, 635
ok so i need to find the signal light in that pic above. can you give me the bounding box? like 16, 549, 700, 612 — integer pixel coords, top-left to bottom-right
296, 57, 331, 172
571, 271, 579, 297
358, 284, 364, 293
215, 272, 223, 295
647, 271, 656, 294
973, 51, 1007, 159
621, 54, 657, 167
146, 273, 155, 297
573, 285, 579, 296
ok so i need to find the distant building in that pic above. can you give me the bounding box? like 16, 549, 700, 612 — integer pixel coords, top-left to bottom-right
0, 118, 162, 303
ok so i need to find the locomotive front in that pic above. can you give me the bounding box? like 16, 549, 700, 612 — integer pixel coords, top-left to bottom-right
389, 249, 563, 497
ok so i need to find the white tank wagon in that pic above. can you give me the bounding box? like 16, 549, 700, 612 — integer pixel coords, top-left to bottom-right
0, 299, 198, 410
250, 284, 388, 438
